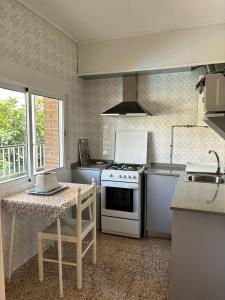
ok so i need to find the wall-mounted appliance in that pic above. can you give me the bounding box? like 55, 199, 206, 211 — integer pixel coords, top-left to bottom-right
196, 70, 225, 139
101, 75, 152, 116
197, 73, 225, 113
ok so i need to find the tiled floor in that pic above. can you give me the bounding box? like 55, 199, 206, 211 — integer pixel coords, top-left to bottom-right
6, 232, 171, 300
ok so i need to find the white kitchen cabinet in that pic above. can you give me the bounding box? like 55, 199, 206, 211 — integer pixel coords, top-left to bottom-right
146, 174, 178, 236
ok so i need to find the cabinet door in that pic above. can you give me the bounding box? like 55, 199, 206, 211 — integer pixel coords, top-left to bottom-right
71, 169, 101, 229
71, 169, 101, 186
147, 175, 178, 235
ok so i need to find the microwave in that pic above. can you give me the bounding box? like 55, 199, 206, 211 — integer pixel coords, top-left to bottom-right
203, 73, 225, 113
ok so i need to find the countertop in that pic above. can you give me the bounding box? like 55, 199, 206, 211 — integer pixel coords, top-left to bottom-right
171, 172, 225, 216
71, 160, 112, 170
146, 163, 185, 176
71, 161, 225, 216
148, 164, 225, 216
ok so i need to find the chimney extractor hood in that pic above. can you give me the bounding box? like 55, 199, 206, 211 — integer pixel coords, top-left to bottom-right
101, 75, 152, 116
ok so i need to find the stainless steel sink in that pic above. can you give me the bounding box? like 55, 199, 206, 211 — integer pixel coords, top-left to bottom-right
185, 150, 225, 184
185, 173, 225, 184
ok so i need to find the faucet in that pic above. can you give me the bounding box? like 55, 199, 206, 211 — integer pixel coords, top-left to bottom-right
208, 150, 224, 183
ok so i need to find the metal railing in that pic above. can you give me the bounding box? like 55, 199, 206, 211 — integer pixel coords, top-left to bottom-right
0, 143, 45, 182
35, 143, 45, 171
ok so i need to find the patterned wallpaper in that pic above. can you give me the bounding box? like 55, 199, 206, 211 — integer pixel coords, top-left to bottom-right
0, 0, 76, 81
0, 0, 80, 277
83, 68, 225, 165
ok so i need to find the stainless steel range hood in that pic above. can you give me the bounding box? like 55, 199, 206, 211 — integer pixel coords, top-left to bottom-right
101, 75, 152, 116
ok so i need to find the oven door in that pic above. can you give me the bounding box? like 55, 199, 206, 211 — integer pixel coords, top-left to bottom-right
101, 180, 140, 220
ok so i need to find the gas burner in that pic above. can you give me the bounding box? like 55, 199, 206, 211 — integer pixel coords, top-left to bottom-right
107, 164, 144, 171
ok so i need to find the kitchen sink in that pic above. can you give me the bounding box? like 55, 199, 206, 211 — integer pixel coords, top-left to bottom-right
185, 173, 225, 184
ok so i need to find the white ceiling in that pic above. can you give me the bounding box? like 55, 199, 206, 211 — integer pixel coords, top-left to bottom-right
18, 0, 225, 42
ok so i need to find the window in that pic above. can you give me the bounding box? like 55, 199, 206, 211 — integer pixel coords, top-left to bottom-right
32, 94, 64, 174
0, 87, 27, 182
0, 86, 64, 183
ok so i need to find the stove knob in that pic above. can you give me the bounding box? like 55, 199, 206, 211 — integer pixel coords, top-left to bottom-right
110, 174, 113, 177
133, 175, 136, 179
123, 175, 127, 178
119, 175, 122, 178
128, 176, 132, 179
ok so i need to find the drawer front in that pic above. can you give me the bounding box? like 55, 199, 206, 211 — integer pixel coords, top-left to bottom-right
101, 216, 140, 238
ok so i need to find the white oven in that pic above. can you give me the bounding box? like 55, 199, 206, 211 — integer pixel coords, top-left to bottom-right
100, 130, 148, 238
101, 180, 141, 220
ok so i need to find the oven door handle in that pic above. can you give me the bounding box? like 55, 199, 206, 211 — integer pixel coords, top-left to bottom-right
101, 181, 139, 189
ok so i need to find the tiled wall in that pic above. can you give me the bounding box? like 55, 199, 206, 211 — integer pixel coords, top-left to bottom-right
0, 0, 81, 276
84, 68, 225, 165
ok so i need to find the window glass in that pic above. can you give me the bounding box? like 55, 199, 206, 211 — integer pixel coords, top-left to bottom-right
32, 95, 64, 173
0, 88, 27, 182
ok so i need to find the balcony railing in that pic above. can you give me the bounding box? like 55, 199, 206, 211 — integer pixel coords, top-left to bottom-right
0, 143, 45, 182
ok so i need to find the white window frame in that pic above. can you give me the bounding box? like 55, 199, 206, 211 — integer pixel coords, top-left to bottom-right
0, 83, 67, 187
0, 82, 29, 187
28, 88, 66, 182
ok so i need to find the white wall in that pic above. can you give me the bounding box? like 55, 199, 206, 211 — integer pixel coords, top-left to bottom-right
78, 23, 225, 76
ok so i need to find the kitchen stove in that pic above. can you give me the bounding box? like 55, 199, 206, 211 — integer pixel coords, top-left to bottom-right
101, 164, 145, 183
107, 164, 144, 171
101, 130, 148, 238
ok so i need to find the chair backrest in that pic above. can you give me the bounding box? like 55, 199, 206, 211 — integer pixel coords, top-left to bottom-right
76, 178, 96, 235
76, 178, 96, 213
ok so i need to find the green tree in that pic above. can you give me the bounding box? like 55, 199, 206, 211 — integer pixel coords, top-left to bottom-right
34, 97, 45, 144
0, 96, 45, 179
0, 96, 44, 146
0, 97, 26, 145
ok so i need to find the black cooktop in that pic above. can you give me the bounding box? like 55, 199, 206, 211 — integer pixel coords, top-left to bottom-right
107, 164, 144, 171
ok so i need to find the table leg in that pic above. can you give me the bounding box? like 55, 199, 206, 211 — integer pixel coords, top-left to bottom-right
57, 218, 63, 298
76, 204, 82, 290
8, 213, 16, 282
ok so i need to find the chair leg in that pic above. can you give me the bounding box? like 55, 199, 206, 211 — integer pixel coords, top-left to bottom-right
57, 219, 64, 298
92, 201, 97, 265
76, 201, 82, 290
92, 227, 97, 265
8, 213, 16, 282
37, 233, 44, 282
76, 237, 82, 290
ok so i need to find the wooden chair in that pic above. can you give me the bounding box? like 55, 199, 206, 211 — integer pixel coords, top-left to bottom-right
37, 178, 97, 296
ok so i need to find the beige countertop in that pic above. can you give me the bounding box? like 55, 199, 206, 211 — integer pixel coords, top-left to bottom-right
149, 164, 225, 215
171, 173, 225, 215
146, 164, 184, 177
71, 160, 112, 170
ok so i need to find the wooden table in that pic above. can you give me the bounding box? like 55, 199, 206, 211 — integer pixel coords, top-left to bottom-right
1, 182, 92, 297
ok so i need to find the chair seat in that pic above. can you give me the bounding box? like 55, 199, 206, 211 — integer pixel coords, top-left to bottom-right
41, 219, 93, 242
